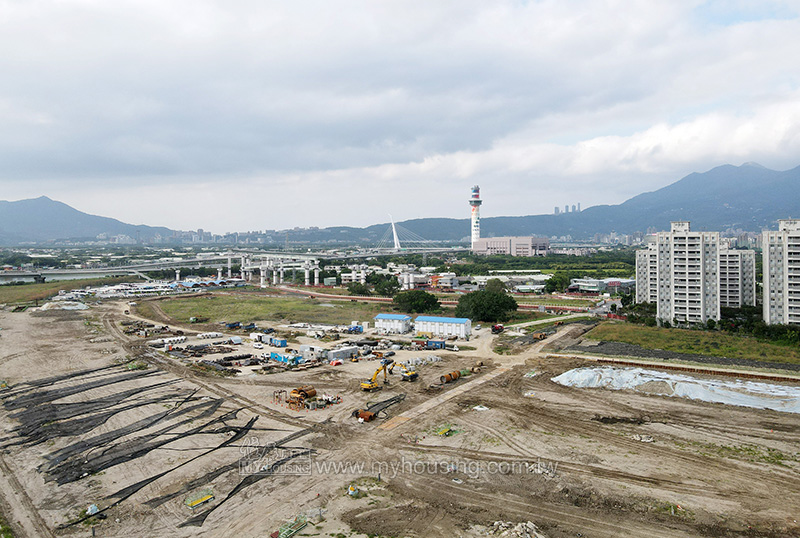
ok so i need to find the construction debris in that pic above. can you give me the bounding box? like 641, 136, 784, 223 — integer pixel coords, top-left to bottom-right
489, 520, 548, 538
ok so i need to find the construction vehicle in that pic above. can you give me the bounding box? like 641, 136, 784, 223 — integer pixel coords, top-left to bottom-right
531, 331, 547, 340
491, 324, 504, 334
360, 359, 393, 391
554, 321, 564, 326
388, 362, 418, 382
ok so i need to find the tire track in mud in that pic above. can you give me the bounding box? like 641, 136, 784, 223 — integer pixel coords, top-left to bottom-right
0, 455, 55, 538
102, 309, 309, 430
400, 441, 703, 495
380, 366, 800, 525
459, 371, 800, 515
142, 427, 314, 508
395, 473, 695, 538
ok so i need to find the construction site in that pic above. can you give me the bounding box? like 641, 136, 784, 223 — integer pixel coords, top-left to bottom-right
1, 295, 799, 538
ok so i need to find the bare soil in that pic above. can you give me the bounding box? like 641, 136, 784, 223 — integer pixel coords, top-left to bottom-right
0, 301, 798, 538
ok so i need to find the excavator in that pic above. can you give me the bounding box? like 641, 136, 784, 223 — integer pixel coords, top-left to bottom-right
388, 362, 418, 382
361, 358, 394, 391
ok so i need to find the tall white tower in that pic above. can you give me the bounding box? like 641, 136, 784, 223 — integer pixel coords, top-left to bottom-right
469, 185, 482, 249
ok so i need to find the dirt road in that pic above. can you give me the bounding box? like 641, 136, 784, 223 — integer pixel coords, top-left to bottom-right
1, 303, 799, 538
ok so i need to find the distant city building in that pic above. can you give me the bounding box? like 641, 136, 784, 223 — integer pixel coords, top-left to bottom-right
569, 277, 635, 294
430, 272, 459, 288
554, 206, 560, 215
763, 219, 800, 325
472, 236, 550, 256
635, 221, 756, 324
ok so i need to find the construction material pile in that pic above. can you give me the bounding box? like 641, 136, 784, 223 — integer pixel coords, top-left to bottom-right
489, 520, 548, 538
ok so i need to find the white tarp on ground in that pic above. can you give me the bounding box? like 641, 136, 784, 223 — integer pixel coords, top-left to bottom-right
552, 367, 800, 414
39, 301, 89, 311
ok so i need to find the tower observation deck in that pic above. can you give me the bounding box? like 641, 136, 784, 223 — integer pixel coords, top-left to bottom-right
469, 185, 482, 249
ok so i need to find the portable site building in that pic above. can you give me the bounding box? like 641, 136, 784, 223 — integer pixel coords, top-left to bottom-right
327, 346, 359, 361
413, 316, 471, 339
373, 313, 412, 334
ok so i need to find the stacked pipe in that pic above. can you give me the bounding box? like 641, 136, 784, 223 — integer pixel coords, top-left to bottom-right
440, 371, 461, 384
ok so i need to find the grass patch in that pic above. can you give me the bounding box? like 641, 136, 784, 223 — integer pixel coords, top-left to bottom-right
155, 293, 407, 326
675, 440, 799, 466
587, 322, 800, 366
0, 512, 14, 538
516, 295, 597, 308
0, 276, 138, 304
524, 316, 596, 330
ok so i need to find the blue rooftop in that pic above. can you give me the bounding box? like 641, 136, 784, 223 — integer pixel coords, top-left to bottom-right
414, 316, 470, 324
374, 313, 412, 321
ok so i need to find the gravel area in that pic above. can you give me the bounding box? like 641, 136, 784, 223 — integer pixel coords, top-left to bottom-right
567, 340, 800, 372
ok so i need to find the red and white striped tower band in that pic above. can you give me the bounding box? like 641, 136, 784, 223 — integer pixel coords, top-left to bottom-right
469, 185, 482, 250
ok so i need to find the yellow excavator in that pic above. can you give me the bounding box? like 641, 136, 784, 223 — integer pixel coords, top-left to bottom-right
361, 359, 394, 391
388, 362, 418, 382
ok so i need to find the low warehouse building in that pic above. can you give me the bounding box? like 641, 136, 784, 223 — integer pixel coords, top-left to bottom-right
414, 315, 472, 339
373, 313, 412, 334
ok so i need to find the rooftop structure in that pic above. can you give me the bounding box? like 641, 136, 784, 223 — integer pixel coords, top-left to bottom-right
472, 236, 549, 257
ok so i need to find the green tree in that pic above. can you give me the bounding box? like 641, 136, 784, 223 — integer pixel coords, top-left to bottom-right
484, 278, 507, 294
544, 272, 573, 293
347, 282, 371, 296
367, 273, 402, 296
393, 290, 440, 313
455, 291, 518, 322
375, 279, 401, 296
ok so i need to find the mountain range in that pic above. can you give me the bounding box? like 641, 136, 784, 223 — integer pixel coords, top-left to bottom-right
2, 163, 799, 245
0, 196, 174, 245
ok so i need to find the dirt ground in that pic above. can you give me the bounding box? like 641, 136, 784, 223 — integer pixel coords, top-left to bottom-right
0, 300, 799, 538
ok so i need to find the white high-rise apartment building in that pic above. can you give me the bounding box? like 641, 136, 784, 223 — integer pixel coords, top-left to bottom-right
635, 222, 756, 324
762, 219, 800, 325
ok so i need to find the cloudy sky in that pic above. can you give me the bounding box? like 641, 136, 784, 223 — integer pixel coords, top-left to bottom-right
2, 0, 800, 233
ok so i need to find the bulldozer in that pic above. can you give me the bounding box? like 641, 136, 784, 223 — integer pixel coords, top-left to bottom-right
388, 362, 418, 382
361, 359, 393, 391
